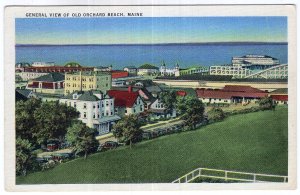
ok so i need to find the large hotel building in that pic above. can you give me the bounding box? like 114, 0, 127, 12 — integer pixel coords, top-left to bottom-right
64, 71, 112, 95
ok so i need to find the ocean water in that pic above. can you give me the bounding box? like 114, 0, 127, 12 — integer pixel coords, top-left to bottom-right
15, 44, 288, 69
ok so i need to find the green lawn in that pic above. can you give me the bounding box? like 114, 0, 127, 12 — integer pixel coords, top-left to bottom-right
16, 106, 288, 184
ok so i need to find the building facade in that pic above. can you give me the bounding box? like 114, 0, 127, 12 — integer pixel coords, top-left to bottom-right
159, 62, 180, 76
177, 66, 209, 76
31, 61, 55, 67
26, 73, 65, 94
15, 72, 48, 81
60, 90, 120, 135
108, 87, 145, 117
64, 71, 112, 95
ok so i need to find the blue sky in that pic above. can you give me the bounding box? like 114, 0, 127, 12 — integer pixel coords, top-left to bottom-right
15, 17, 287, 44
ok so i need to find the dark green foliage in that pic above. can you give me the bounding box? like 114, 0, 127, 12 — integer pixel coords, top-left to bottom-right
207, 107, 225, 122
15, 98, 42, 143
259, 96, 276, 110
16, 137, 35, 176
16, 99, 79, 145
177, 97, 205, 129
139, 64, 158, 69
112, 115, 142, 148
16, 107, 288, 184
159, 90, 177, 111
66, 121, 99, 159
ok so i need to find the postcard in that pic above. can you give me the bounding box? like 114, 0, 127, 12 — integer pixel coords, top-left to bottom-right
4, 4, 297, 191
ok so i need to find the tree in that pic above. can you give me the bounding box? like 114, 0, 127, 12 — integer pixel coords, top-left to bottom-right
16, 137, 34, 176
159, 90, 177, 111
175, 96, 187, 116
180, 97, 205, 129
112, 115, 142, 148
259, 96, 275, 110
16, 98, 42, 144
66, 121, 99, 159
207, 107, 225, 122
33, 101, 79, 144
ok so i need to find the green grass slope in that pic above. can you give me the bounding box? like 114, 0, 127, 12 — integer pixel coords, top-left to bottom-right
17, 106, 288, 184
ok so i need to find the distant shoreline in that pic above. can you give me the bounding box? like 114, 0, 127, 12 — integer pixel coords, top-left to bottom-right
15, 42, 288, 47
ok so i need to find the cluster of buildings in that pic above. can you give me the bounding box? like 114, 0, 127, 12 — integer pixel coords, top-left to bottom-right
15, 55, 288, 136
196, 85, 288, 105
209, 55, 288, 79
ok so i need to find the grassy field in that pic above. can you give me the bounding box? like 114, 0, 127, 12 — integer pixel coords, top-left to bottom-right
16, 106, 288, 184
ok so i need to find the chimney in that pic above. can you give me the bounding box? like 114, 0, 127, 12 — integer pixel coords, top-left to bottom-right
128, 85, 132, 92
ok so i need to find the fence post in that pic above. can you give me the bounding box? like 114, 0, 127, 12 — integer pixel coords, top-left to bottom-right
225, 171, 228, 181
284, 177, 287, 183
253, 174, 256, 182
185, 175, 188, 183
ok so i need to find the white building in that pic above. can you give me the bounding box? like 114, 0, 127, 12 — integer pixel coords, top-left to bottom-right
15, 72, 48, 81
31, 62, 55, 67
124, 66, 137, 75
59, 90, 121, 135
137, 64, 159, 75
108, 86, 145, 117
159, 62, 180, 76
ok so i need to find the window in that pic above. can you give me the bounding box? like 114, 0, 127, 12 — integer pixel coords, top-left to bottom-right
93, 104, 95, 108
102, 113, 104, 117
74, 102, 76, 108
110, 101, 113, 105
111, 112, 113, 115
140, 105, 143, 111
219, 99, 221, 101
97, 114, 99, 118
97, 103, 100, 108
106, 101, 109, 106
106, 111, 109, 116
101, 102, 104, 107
133, 108, 136, 113
83, 112, 87, 118
125, 109, 127, 114
106, 84, 108, 87
83, 103, 87, 109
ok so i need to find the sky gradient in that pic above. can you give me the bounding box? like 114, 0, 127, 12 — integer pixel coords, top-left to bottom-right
15, 17, 287, 44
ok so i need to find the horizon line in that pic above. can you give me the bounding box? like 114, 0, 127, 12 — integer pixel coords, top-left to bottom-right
15, 41, 288, 46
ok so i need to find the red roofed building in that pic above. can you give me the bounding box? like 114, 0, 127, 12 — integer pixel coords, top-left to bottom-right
108, 86, 145, 117
111, 71, 129, 79
176, 90, 187, 97
269, 88, 288, 105
196, 85, 268, 104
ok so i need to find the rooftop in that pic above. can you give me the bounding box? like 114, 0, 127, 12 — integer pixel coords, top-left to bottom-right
108, 89, 140, 108
34, 72, 65, 82
63, 90, 107, 101
66, 71, 111, 76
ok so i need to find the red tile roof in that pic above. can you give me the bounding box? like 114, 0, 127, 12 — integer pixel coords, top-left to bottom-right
108, 90, 139, 108
270, 95, 288, 101
176, 91, 187, 97
196, 85, 268, 99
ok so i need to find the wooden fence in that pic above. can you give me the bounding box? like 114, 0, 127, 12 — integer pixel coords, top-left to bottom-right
172, 167, 288, 183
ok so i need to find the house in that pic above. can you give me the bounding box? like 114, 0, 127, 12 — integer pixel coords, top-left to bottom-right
196, 85, 268, 104
269, 88, 288, 105
15, 72, 48, 81
64, 71, 112, 95
148, 98, 176, 119
159, 61, 180, 76
16, 89, 36, 99
133, 80, 162, 97
124, 66, 137, 75
26, 72, 65, 94
59, 90, 121, 135
94, 65, 112, 72
137, 64, 159, 75
108, 86, 145, 117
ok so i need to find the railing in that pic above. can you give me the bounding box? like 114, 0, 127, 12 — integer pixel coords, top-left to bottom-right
172, 167, 288, 183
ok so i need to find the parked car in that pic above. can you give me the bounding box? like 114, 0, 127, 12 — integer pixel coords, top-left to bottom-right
46, 143, 59, 152
98, 141, 119, 152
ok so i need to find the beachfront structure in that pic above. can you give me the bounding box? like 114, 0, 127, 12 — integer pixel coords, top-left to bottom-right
209, 55, 283, 79
26, 73, 65, 94
108, 86, 145, 117
15, 72, 48, 81
269, 88, 288, 105
232, 55, 280, 68
94, 65, 112, 72
177, 66, 209, 76
64, 71, 112, 95
124, 66, 138, 75
159, 62, 180, 76
31, 61, 55, 67
60, 90, 120, 135
196, 85, 268, 104
137, 64, 159, 75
